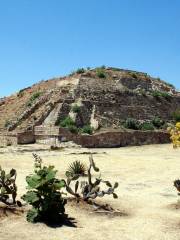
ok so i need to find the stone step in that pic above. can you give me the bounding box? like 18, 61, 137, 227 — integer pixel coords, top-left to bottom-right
43, 103, 62, 126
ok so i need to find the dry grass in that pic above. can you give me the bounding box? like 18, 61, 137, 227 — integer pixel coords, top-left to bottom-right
0, 143, 180, 240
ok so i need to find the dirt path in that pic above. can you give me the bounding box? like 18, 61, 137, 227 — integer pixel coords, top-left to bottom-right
0, 144, 180, 240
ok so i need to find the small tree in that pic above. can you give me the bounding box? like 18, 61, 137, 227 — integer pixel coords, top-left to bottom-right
22, 154, 67, 223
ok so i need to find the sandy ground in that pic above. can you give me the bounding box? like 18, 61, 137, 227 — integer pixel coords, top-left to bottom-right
0, 143, 180, 240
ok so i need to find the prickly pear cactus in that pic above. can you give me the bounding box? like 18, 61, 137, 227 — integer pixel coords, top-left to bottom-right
22, 153, 67, 223
0, 167, 18, 205
65, 154, 119, 201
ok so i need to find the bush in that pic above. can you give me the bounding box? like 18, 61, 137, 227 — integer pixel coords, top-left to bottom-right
81, 125, 93, 135
26, 92, 42, 107
60, 117, 75, 128
172, 110, 180, 122
96, 69, 106, 78
124, 118, 139, 130
22, 154, 66, 223
4, 120, 12, 128
68, 125, 79, 134
72, 104, 81, 113
76, 68, 85, 74
30, 92, 42, 102
151, 90, 172, 100
152, 117, 165, 128
140, 122, 154, 131
60, 117, 78, 134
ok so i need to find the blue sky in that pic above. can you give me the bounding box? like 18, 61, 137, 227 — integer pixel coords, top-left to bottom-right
0, 0, 180, 97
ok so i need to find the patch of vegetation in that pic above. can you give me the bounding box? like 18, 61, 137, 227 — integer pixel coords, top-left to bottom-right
60, 117, 75, 128
124, 118, 139, 130
71, 104, 81, 113
172, 110, 180, 122
81, 125, 93, 135
26, 91, 42, 107
65, 154, 118, 200
151, 90, 172, 100
59, 117, 79, 134
96, 68, 106, 78
152, 117, 165, 128
22, 154, 66, 223
66, 161, 87, 178
140, 122, 154, 131
76, 68, 85, 74
68, 125, 79, 134
4, 120, 12, 128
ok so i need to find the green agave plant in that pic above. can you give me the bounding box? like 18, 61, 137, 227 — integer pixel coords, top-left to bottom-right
66, 161, 87, 178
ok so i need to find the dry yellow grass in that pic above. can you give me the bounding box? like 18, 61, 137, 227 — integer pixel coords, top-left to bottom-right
0, 144, 180, 240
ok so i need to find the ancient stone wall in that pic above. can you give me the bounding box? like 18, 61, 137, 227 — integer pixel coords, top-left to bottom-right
35, 127, 170, 148
17, 131, 35, 144
0, 134, 17, 146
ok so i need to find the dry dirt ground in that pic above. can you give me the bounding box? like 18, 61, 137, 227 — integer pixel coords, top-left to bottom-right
0, 143, 180, 240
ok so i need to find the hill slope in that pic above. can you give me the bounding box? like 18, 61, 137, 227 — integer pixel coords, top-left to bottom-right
0, 67, 179, 133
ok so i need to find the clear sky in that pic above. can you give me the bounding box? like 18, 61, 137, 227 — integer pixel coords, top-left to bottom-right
0, 0, 180, 97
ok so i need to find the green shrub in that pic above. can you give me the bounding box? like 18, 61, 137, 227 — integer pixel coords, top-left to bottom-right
152, 117, 165, 128
140, 122, 154, 131
160, 92, 172, 100
60, 117, 78, 133
26, 92, 42, 107
4, 120, 12, 128
81, 125, 93, 135
60, 117, 75, 128
30, 92, 42, 102
76, 68, 85, 74
68, 125, 79, 134
72, 104, 81, 113
22, 154, 66, 223
96, 69, 106, 78
66, 161, 87, 178
151, 90, 172, 100
172, 110, 180, 122
124, 118, 139, 130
